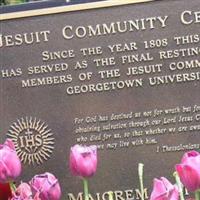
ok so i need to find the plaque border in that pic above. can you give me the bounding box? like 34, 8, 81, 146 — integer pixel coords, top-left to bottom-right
0, 0, 152, 21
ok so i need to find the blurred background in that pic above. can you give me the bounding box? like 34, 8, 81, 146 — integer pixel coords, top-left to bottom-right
0, 0, 108, 13
0, 0, 106, 6
0, 0, 66, 6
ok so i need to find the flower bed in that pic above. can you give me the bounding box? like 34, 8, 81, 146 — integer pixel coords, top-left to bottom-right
0, 139, 200, 200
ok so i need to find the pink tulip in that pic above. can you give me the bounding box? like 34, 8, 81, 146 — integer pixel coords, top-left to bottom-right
69, 144, 97, 178
30, 172, 61, 200
176, 151, 200, 192
33, 192, 42, 200
150, 177, 179, 200
12, 182, 32, 199
0, 139, 21, 183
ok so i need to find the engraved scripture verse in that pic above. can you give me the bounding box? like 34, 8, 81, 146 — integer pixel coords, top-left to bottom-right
73, 104, 200, 152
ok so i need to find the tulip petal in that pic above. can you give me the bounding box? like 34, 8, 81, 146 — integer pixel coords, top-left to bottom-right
0, 139, 21, 182
69, 149, 82, 176
34, 192, 42, 200
161, 177, 174, 191
0, 160, 10, 182
69, 144, 97, 178
30, 172, 61, 200
16, 182, 32, 199
181, 151, 200, 163
150, 178, 168, 200
184, 155, 200, 174
150, 177, 179, 200
176, 164, 200, 192
169, 186, 179, 200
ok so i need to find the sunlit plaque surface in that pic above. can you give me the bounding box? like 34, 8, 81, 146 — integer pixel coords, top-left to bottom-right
0, 0, 200, 199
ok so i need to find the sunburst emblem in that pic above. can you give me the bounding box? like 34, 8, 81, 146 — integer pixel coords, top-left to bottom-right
7, 117, 54, 165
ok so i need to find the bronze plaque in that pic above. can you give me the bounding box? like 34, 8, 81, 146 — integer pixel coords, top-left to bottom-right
0, 0, 200, 199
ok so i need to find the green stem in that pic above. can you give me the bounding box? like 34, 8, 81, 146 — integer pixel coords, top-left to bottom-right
9, 181, 16, 192
138, 163, 144, 200
83, 178, 89, 200
195, 190, 200, 200
173, 172, 185, 200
